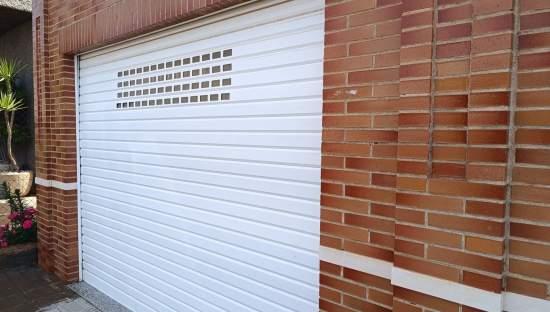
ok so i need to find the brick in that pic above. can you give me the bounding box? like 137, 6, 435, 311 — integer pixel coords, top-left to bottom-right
400, 63, 432, 79
320, 273, 367, 297
397, 145, 429, 160
349, 4, 402, 27
466, 236, 504, 256
402, 11, 433, 29
345, 130, 398, 142
506, 277, 548, 299
376, 19, 402, 37
521, 11, 550, 30
343, 268, 393, 291
510, 258, 550, 281
344, 214, 394, 233
320, 286, 341, 303
395, 224, 462, 248
516, 129, 550, 145
324, 102, 346, 114
400, 45, 433, 63
399, 113, 430, 127
510, 202, 550, 223
375, 51, 401, 67
343, 240, 394, 261
321, 190, 368, 210
321, 222, 370, 243
520, 0, 550, 12
326, 0, 377, 18
466, 164, 506, 181
468, 129, 508, 145
371, 203, 396, 218
436, 41, 471, 58
345, 185, 396, 203
325, 55, 374, 72
517, 90, 550, 107
396, 176, 427, 192
323, 143, 371, 156
471, 72, 511, 90
402, 28, 433, 46
395, 255, 461, 282
326, 17, 348, 32
368, 288, 393, 307
427, 246, 502, 273
429, 179, 505, 200
396, 207, 425, 224
472, 33, 513, 53
370, 232, 394, 248
519, 32, 550, 50
473, 14, 514, 35
468, 111, 509, 126
394, 287, 460, 312
434, 113, 468, 127
398, 129, 430, 143
437, 23, 472, 41
395, 239, 425, 257
397, 192, 463, 212
509, 239, 550, 262
516, 110, 550, 126
473, 0, 513, 15
325, 25, 376, 45
321, 260, 342, 275
516, 148, 550, 166
319, 299, 355, 312
343, 294, 391, 312
349, 68, 399, 84
402, 0, 433, 12
436, 60, 470, 76
372, 173, 397, 187
513, 166, 550, 185
432, 130, 467, 144
350, 36, 401, 56
467, 147, 507, 163
435, 77, 469, 92
323, 115, 371, 127
432, 146, 467, 161
469, 91, 509, 107
432, 162, 466, 178
439, 4, 473, 23
323, 169, 371, 185
429, 213, 504, 236
510, 222, 550, 243
393, 300, 422, 312
348, 99, 399, 113
325, 44, 348, 59
472, 53, 512, 72
322, 183, 344, 196
462, 271, 502, 293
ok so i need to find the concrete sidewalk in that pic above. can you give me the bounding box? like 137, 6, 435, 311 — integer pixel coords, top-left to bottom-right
0, 266, 128, 312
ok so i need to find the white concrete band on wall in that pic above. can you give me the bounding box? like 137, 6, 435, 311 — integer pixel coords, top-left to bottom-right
320, 246, 550, 312
35, 177, 78, 191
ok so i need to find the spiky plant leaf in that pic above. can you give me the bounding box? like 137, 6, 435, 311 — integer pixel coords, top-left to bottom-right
0, 58, 24, 87
0, 92, 24, 112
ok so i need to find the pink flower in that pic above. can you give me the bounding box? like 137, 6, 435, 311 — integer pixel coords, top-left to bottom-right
8, 212, 19, 220
24, 207, 37, 215
22, 219, 33, 230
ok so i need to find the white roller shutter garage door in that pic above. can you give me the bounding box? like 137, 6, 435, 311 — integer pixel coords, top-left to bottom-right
76, 1, 324, 311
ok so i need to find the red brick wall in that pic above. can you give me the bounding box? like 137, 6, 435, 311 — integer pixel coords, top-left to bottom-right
321, 0, 550, 310
34, 0, 550, 309
508, 0, 550, 300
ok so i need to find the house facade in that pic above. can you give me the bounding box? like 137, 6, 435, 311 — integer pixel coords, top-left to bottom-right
33, 0, 550, 311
